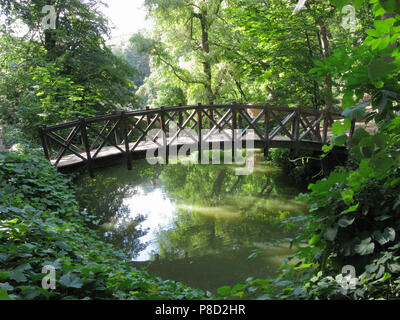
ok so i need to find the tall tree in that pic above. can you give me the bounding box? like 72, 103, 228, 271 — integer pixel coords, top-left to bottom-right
140, 0, 242, 104
225, 0, 372, 109
0, 0, 138, 129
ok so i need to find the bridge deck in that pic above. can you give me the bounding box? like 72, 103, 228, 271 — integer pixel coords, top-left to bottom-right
52, 131, 330, 171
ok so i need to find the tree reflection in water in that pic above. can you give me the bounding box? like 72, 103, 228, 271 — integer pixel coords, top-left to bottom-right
75, 155, 306, 263
156, 161, 306, 260
74, 155, 308, 292
75, 161, 163, 259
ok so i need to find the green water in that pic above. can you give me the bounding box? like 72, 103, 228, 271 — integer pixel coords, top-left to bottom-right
75, 153, 306, 293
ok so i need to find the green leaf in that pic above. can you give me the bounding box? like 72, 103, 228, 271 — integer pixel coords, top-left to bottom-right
374, 20, 390, 34
380, 272, 392, 282
55, 241, 72, 251
0, 282, 13, 291
341, 189, 354, 205
332, 119, 351, 135
368, 58, 394, 80
388, 263, 400, 273
309, 68, 321, 74
378, 0, 400, 13
365, 29, 379, 37
0, 288, 11, 300
322, 144, 334, 153
20, 287, 42, 300
314, 60, 324, 67
338, 216, 355, 228
342, 203, 359, 214
373, 227, 395, 245
309, 233, 322, 245
354, 237, 375, 255
342, 90, 355, 109
217, 286, 231, 296
342, 102, 369, 120
256, 293, 271, 300
294, 263, 312, 270
232, 283, 246, 293
9, 270, 28, 282
331, 133, 348, 146
0, 272, 9, 281
352, 0, 364, 9
59, 272, 84, 289
324, 226, 338, 241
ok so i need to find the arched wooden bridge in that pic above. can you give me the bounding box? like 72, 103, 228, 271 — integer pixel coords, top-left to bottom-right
38, 103, 354, 177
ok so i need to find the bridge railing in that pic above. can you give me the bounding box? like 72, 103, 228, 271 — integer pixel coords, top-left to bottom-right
38, 103, 351, 176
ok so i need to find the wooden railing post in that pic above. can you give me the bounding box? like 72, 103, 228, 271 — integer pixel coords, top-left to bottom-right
160, 107, 168, 164
291, 110, 296, 138
264, 106, 270, 157
146, 106, 151, 125
39, 125, 51, 161
231, 102, 238, 160
121, 111, 132, 171
238, 104, 243, 130
292, 107, 300, 156
79, 117, 94, 178
113, 111, 121, 145
163, 106, 170, 134
178, 103, 183, 128
197, 103, 203, 164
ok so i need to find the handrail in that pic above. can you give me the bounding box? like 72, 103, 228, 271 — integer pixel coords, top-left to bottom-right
39, 103, 351, 177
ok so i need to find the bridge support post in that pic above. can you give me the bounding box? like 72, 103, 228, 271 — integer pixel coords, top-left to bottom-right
264, 106, 270, 157
238, 106, 243, 131
113, 111, 121, 145
39, 125, 51, 161
178, 103, 183, 128
291, 107, 300, 156
197, 103, 203, 164
160, 107, 169, 164
121, 112, 132, 171
231, 103, 238, 161
79, 117, 94, 178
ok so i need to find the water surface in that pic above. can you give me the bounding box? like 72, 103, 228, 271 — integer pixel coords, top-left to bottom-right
75, 153, 306, 293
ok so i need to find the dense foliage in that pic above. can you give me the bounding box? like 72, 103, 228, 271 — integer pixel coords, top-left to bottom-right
215, 0, 400, 300
0, 133, 206, 300
0, 0, 138, 134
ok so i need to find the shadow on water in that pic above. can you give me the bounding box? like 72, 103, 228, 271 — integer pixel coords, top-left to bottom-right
74, 150, 307, 293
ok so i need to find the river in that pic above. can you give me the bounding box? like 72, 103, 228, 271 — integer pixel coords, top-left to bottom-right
75, 151, 306, 293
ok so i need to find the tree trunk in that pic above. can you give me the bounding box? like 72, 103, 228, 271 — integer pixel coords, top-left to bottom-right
197, 11, 214, 103
305, 30, 319, 109
317, 22, 333, 111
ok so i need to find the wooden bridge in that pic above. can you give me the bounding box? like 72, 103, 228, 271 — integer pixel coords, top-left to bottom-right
38, 103, 353, 177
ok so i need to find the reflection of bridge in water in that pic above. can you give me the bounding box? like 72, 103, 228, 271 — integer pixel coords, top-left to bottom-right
38, 103, 354, 177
